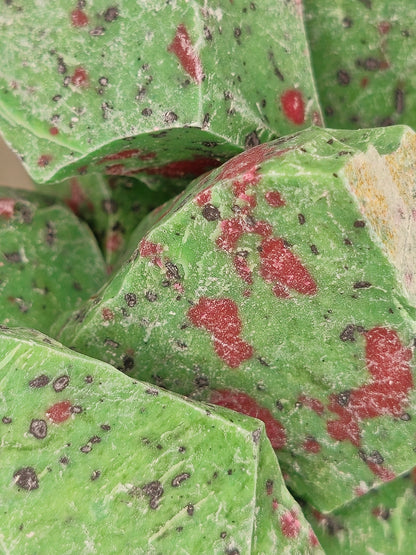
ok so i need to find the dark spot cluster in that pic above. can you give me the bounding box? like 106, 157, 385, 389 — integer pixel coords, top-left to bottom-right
124, 292, 137, 307
202, 204, 221, 221
359, 449, 384, 465
339, 324, 365, 342
141, 480, 164, 509
13, 467, 39, 491
29, 419, 48, 439
80, 435, 101, 454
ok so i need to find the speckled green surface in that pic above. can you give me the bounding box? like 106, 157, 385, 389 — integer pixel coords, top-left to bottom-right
304, 0, 416, 129
57, 126, 416, 514
304, 469, 416, 555
0, 187, 106, 336
0, 0, 321, 185
0, 327, 322, 554
40, 173, 172, 270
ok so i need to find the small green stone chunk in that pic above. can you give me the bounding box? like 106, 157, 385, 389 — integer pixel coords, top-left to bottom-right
0, 187, 106, 336
304, 0, 416, 129
40, 174, 172, 269
305, 470, 416, 555
0, 327, 321, 554
58, 126, 416, 512
0, 0, 321, 185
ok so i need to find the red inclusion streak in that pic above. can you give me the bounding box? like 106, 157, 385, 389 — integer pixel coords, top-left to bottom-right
140, 157, 221, 178
309, 530, 320, 547
366, 462, 396, 482
328, 326, 413, 458
233, 254, 253, 284
0, 198, 15, 219
378, 21, 391, 35
46, 401, 72, 423
303, 436, 321, 454
280, 510, 301, 538
168, 23, 204, 84
260, 237, 317, 296
37, 154, 52, 168
71, 67, 89, 87
298, 394, 325, 416
281, 89, 305, 125
106, 231, 123, 252
210, 390, 286, 449
216, 143, 279, 183
265, 191, 285, 207
71, 8, 89, 27
65, 178, 94, 215
102, 307, 114, 321
188, 298, 253, 368
100, 149, 156, 163
139, 238, 164, 258
216, 218, 272, 252
195, 187, 212, 206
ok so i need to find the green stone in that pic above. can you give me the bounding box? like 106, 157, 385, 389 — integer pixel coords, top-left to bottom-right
0, 187, 106, 336
0, 327, 321, 554
304, 0, 416, 129
58, 126, 416, 512
304, 470, 416, 555
39, 174, 172, 270
0, 0, 321, 185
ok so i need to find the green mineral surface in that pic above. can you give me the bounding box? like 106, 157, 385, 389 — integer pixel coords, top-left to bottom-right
0, 0, 321, 185
40, 173, 172, 270
304, 469, 416, 555
58, 125, 416, 513
0, 187, 106, 336
0, 326, 322, 554
304, 0, 416, 129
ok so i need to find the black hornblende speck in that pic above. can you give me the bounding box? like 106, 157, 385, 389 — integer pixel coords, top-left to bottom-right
53, 375, 70, 392
165, 261, 180, 280
353, 281, 372, 289
171, 472, 190, 487
29, 374, 50, 388
245, 131, 260, 149
124, 292, 137, 307
202, 204, 221, 221
104, 6, 119, 22
13, 467, 39, 491
142, 480, 164, 509
145, 290, 158, 302
337, 69, 351, 85
29, 419, 48, 439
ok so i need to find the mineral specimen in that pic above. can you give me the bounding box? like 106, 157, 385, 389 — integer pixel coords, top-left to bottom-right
58, 125, 416, 513
0, 187, 106, 336
0, 327, 321, 554
0, 0, 321, 185
304, 0, 416, 129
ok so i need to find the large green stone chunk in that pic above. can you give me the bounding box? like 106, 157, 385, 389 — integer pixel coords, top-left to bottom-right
0, 327, 321, 554
0, 0, 321, 185
304, 0, 416, 129
0, 187, 106, 336
304, 469, 416, 555
58, 126, 416, 512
